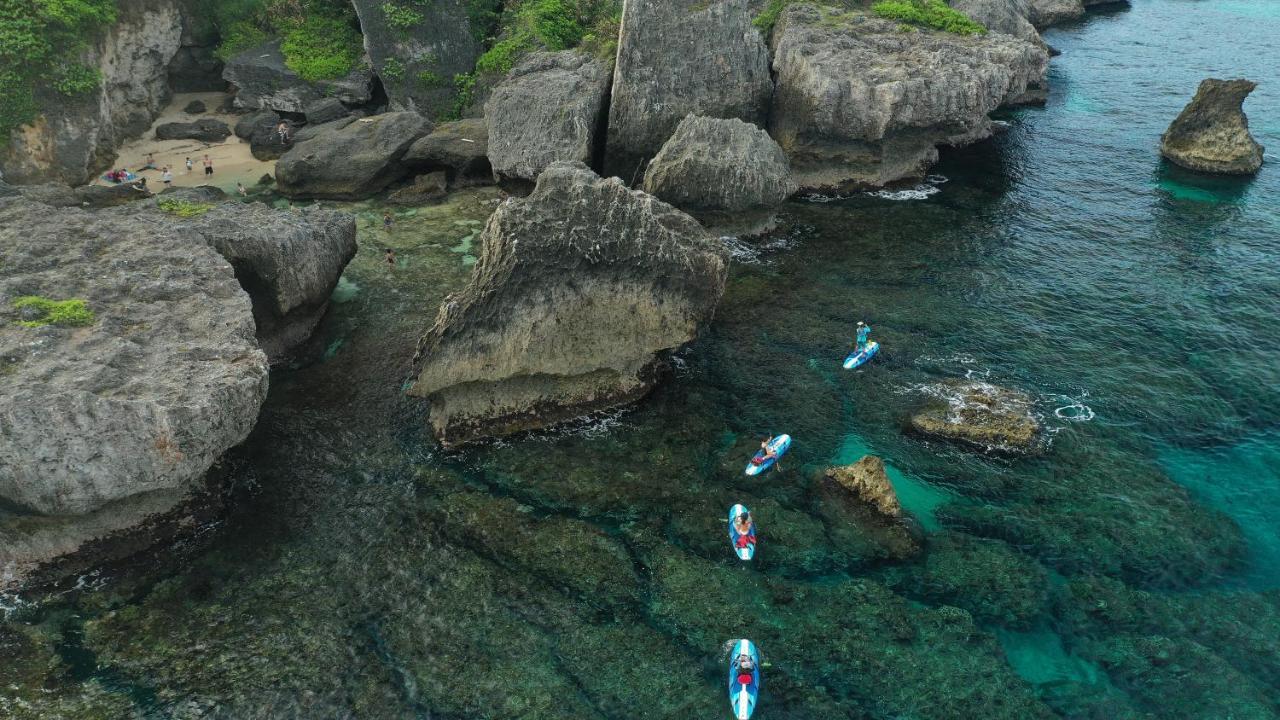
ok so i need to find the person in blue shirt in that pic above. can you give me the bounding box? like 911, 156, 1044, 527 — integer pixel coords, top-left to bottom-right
854, 321, 872, 351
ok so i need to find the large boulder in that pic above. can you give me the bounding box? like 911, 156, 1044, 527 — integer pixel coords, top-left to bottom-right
486, 51, 611, 183
304, 97, 351, 126
908, 380, 1041, 452
1160, 79, 1265, 175
0, 0, 182, 185
409, 161, 729, 446
155, 118, 231, 143
222, 39, 375, 113
233, 109, 297, 161
403, 118, 492, 187
606, 0, 773, 180
952, 0, 1043, 44
823, 456, 903, 519
769, 3, 1047, 190
642, 115, 796, 235
350, 0, 484, 116
275, 113, 431, 199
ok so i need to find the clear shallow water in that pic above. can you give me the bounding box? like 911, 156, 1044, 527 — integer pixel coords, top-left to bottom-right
5, 2, 1280, 718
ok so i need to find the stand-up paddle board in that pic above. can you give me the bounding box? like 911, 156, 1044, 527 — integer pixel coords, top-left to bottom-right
843, 340, 880, 370
745, 434, 791, 476
728, 639, 761, 719
728, 504, 756, 560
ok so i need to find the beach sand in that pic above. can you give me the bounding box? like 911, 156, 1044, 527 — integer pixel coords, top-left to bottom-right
96, 91, 277, 194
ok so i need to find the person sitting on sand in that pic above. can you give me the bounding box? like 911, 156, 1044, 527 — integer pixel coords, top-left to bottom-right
139, 153, 157, 171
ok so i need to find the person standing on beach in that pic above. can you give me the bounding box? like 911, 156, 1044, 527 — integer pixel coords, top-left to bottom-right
162, 167, 173, 187
203, 155, 213, 177
185, 157, 193, 174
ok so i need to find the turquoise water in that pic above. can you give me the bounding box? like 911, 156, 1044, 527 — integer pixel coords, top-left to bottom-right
4, 2, 1280, 718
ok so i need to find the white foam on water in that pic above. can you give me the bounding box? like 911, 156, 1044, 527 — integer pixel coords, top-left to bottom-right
720, 233, 799, 266
866, 184, 941, 201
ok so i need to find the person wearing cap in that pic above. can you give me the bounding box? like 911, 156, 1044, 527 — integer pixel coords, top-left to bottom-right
854, 321, 872, 351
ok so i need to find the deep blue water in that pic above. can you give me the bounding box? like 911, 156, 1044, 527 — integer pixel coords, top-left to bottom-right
4, 2, 1279, 718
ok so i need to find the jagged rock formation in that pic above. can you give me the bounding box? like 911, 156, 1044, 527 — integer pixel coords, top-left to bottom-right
276, 113, 431, 199
0, 179, 151, 209
404, 118, 493, 187
815, 457, 921, 561
769, 3, 1047, 190
222, 39, 375, 113
823, 456, 903, 519
1160, 79, 1265, 175
351, 0, 482, 117
168, 0, 225, 92
155, 118, 231, 142
908, 380, 1041, 451
486, 51, 611, 183
952, 0, 1043, 44
642, 115, 796, 235
606, 0, 773, 180
388, 171, 448, 205
410, 161, 728, 446
1027, 0, 1124, 28
304, 98, 351, 126
0, 0, 182, 185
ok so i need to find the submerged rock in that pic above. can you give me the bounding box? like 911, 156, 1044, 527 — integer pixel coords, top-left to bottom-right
824, 455, 903, 518
1160, 78, 1265, 175
154, 118, 231, 143
642, 115, 796, 235
410, 161, 728, 446
387, 171, 448, 205
908, 380, 1040, 451
222, 39, 374, 113
816, 457, 922, 564
606, 0, 773, 179
276, 113, 431, 199
486, 51, 611, 183
769, 3, 1047, 190
403, 118, 493, 187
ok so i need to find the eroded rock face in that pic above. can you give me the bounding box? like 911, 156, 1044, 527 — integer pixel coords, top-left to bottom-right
769, 3, 1047, 190
824, 455, 902, 518
486, 51, 611, 183
222, 40, 375, 113
1160, 79, 1265, 175
351, 0, 482, 117
642, 115, 796, 235
0, 0, 182, 185
952, 0, 1043, 44
908, 380, 1041, 452
1026, 0, 1084, 28
606, 0, 773, 179
410, 161, 728, 446
403, 118, 492, 187
276, 113, 431, 199
155, 118, 231, 142
0, 197, 269, 517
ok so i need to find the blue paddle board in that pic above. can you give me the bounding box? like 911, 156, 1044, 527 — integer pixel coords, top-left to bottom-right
728, 504, 756, 560
745, 434, 791, 476
728, 639, 761, 719
843, 340, 880, 370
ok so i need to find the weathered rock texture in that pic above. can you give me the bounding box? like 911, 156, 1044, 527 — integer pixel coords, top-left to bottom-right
769, 4, 1047, 190
486, 51, 611, 183
276, 113, 431, 199
351, 0, 482, 117
1160, 79, 1265, 175
168, 0, 226, 92
410, 161, 728, 446
0, 0, 182, 185
404, 118, 492, 187
388, 171, 448, 205
606, 0, 773, 180
1026, 0, 1123, 28
909, 380, 1041, 452
824, 455, 902, 519
0, 198, 268, 517
222, 40, 375, 113
952, 0, 1042, 44
642, 115, 796, 235
155, 118, 231, 143
234, 109, 294, 161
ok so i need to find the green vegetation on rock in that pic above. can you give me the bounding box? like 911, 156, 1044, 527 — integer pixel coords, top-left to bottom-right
11, 296, 95, 328
872, 0, 986, 34
0, 0, 117, 146
207, 0, 363, 80
158, 197, 217, 217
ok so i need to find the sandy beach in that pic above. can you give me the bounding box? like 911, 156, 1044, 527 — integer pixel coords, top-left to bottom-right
96, 91, 277, 193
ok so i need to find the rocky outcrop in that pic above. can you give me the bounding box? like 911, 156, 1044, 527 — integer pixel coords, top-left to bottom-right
0, 0, 183, 185
769, 3, 1047, 190
606, 0, 773, 180
304, 98, 351, 126
1, 180, 151, 209
276, 113, 431, 199
410, 161, 728, 446
388, 171, 448, 205
642, 115, 796, 235
908, 380, 1041, 452
1160, 79, 1265, 175
486, 51, 611, 183
952, 0, 1043, 44
222, 39, 375, 113
351, 0, 482, 117
183, 99, 207, 114
403, 118, 492, 187
823, 456, 902, 519
168, 0, 226, 92
155, 118, 231, 142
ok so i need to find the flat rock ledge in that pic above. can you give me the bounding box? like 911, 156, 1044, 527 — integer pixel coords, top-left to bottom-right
908, 380, 1041, 452
410, 161, 728, 446
1160, 78, 1265, 175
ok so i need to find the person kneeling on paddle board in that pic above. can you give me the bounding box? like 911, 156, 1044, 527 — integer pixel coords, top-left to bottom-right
737, 653, 755, 675
854, 321, 872, 351
753, 437, 781, 471
733, 510, 755, 547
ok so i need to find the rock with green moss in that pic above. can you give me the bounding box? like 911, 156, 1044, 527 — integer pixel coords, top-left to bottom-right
222, 39, 375, 113
0, 623, 139, 719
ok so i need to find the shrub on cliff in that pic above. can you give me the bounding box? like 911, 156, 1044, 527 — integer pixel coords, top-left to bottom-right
207, 0, 363, 80
872, 0, 986, 35
0, 0, 117, 145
